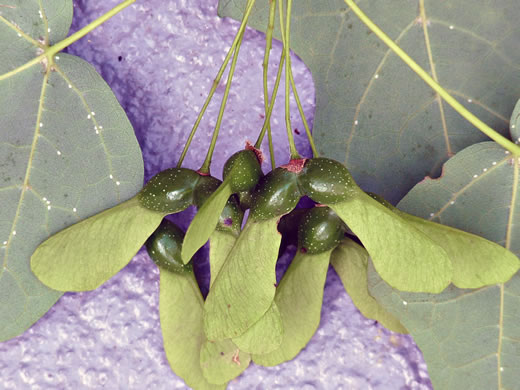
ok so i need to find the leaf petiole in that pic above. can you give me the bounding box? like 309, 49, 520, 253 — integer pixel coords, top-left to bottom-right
0, 0, 136, 82
343, 0, 520, 156
46, 0, 136, 58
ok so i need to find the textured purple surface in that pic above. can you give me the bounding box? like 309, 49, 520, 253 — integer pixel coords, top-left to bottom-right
0, 1, 433, 389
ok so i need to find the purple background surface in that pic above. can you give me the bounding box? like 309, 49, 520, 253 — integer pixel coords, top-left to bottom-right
0, 1, 433, 389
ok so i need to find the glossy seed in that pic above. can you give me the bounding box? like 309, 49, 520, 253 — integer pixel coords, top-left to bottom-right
216, 195, 244, 236
223, 149, 263, 193
298, 158, 358, 204
192, 175, 221, 208
138, 168, 200, 213
146, 219, 192, 274
297, 207, 346, 254
250, 167, 302, 221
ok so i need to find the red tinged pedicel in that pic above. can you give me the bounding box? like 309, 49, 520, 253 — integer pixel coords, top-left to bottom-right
281, 158, 307, 174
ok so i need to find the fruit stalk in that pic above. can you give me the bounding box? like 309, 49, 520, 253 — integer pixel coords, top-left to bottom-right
263, 0, 278, 168
177, 0, 258, 168
281, 0, 300, 159
199, 25, 246, 174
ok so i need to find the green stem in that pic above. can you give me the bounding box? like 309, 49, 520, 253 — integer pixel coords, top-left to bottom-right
199, 29, 245, 174
254, 51, 286, 149
177, 0, 257, 168
288, 58, 319, 157
47, 0, 136, 57
0, 0, 136, 82
263, 0, 277, 169
344, 0, 520, 156
280, 0, 300, 159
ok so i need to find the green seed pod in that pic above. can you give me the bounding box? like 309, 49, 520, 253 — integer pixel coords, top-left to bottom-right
298, 158, 358, 204
237, 190, 254, 211
278, 207, 310, 253
250, 167, 302, 221
146, 219, 193, 274
223, 149, 263, 193
216, 195, 244, 236
298, 206, 346, 254
192, 175, 221, 208
138, 168, 200, 213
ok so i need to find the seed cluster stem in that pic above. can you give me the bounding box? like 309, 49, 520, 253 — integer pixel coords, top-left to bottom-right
263, 0, 278, 169
254, 51, 286, 150
178, 0, 257, 169
281, 0, 300, 160
199, 26, 245, 174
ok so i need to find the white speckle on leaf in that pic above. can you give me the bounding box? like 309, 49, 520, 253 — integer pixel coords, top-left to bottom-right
55, 56, 60, 60
449, 25, 454, 30
91, 112, 95, 116
500, 367, 504, 372
39, 123, 43, 128
47, 28, 51, 33
450, 201, 455, 205
17, 33, 21, 37
57, 150, 61, 156
12, 231, 16, 236
402, 301, 408, 306
68, 84, 72, 89
47, 205, 51, 210
505, 151, 510, 155
467, 99, 472, 103
483, 168, 487, 172
87, 114, 91, 119
354, 120, 358, 125
2, 241, 7, 245
492, 161, 497, 165
73, 208, 77, 213
374, 74, 379, 79
116, 181, 121, 186
473, 174, 478, 178
109, 175, 114, 179
429, 213, 434, 217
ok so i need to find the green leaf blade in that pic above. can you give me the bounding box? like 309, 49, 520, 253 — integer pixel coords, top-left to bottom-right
218, 0, 520, 203
510, 99, 520, 141
253, 250, 331, 367
31, 197, 163, 291
160, 269, 226, 390
369, 142, 520, 390
330, 191, 452, 293
331, 239, 407, 334
182, 181, 233, 264
204, 218, 281, 340
0, 1, 143, 341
